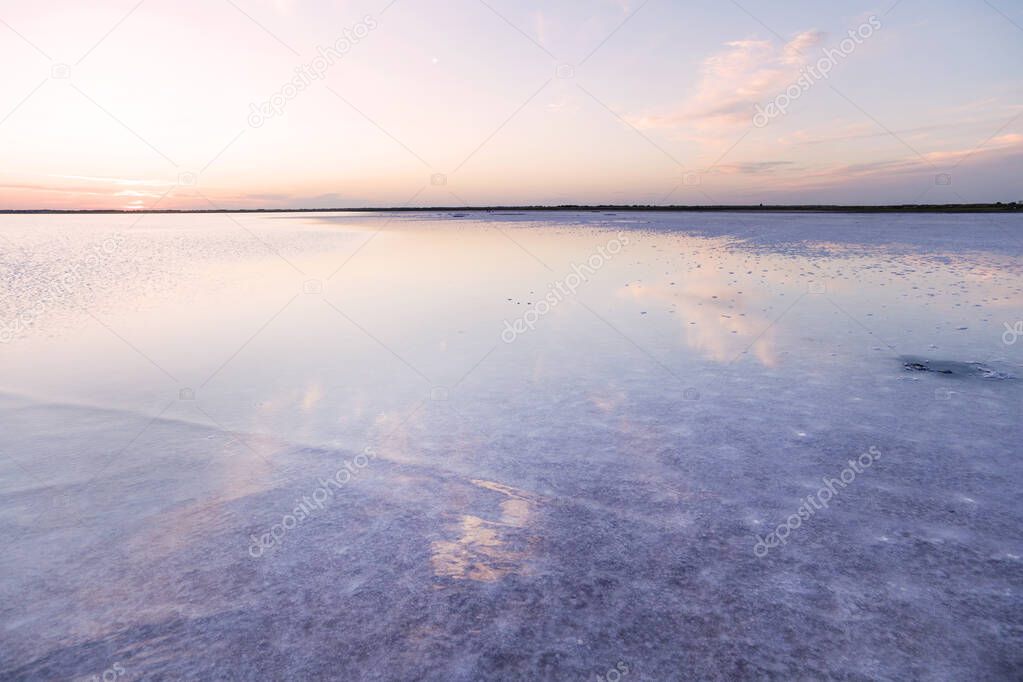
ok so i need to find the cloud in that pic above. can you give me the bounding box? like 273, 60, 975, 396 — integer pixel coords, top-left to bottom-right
243, 192, 293, 202
715, 161, 796, 175
748, 135, 1023, 194
992, 133, 1023, 145
922, 132, 1023, 166
627, 31, 826, 134
48, 174, 170, 187
782, 111, 1023, 147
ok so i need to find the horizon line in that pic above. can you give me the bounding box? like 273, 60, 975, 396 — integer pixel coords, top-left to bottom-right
2, 202, 1022, 215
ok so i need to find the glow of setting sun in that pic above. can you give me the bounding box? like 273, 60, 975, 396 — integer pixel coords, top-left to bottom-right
0, 0, 1020, 209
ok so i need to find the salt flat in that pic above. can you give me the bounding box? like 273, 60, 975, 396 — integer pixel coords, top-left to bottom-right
0, 211, 1021, 680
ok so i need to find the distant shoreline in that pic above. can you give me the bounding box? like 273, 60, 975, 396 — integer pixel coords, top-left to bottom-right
1, 203, 1020, 215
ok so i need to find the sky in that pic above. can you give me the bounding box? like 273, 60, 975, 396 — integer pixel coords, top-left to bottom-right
0, 0, 1020, 210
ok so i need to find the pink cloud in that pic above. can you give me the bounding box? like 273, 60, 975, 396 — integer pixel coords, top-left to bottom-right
627, 30, 826, 134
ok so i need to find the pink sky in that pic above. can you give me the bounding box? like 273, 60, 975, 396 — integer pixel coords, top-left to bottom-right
0, 0, 1020, 209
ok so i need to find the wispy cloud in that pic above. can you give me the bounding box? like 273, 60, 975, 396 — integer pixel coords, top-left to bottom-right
715, 161, 796, 175
48, 174, 170, 187
740, 134, 1023, 193
780, 108, 1023, 148
627, 31, 825, 135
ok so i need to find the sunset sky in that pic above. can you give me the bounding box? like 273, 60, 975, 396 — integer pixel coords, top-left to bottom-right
0, 0, 1020, 210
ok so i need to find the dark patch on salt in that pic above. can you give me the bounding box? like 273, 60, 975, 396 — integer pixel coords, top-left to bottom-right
901, 356, 1013, 380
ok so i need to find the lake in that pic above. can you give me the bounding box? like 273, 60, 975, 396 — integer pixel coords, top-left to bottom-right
1, 211, 1021, 679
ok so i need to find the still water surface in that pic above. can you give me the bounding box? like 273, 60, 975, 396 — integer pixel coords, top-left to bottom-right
1, 211, 1020, 679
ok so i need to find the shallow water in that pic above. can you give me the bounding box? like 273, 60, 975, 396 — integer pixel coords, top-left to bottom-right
1, 211, 1021, 680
